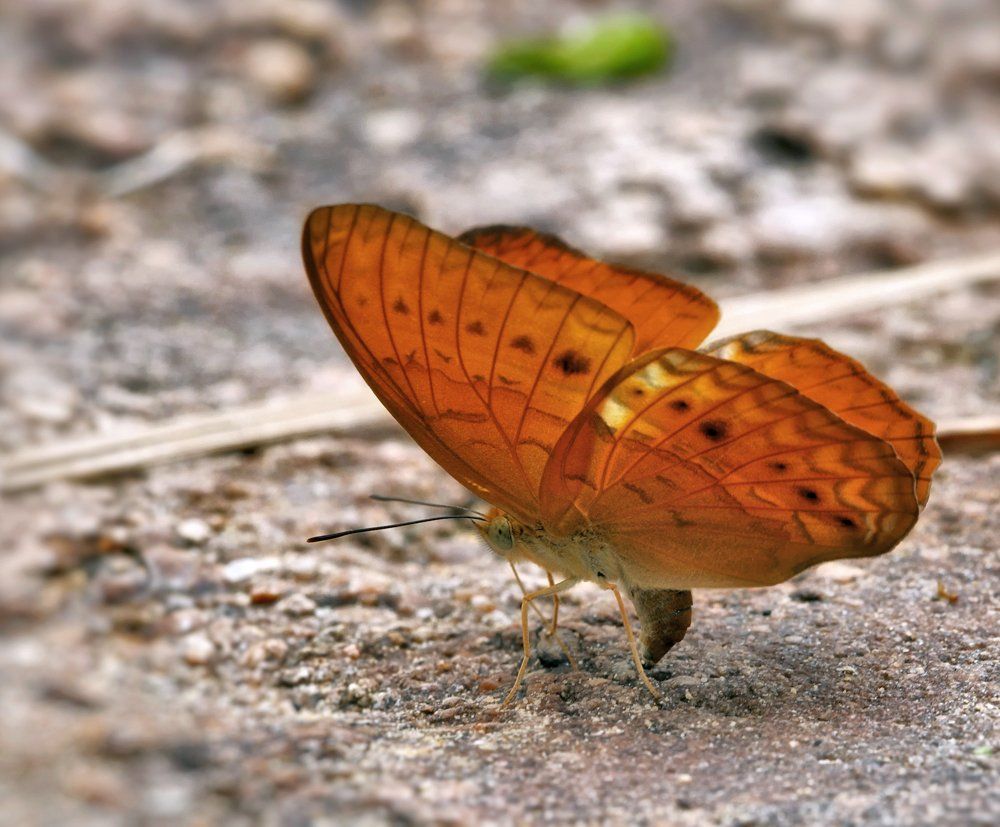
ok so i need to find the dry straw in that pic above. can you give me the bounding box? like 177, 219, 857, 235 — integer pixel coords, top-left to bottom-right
3, 251, 998, 492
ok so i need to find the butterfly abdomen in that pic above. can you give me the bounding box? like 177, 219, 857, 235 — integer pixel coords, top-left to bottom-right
627, 587, 693, 665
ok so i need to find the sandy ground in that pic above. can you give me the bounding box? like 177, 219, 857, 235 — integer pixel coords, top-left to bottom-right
1, 1, 998, 824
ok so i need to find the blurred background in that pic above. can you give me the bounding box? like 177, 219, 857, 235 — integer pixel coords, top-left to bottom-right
1, 1, 997, 824
3, 0, 998, 449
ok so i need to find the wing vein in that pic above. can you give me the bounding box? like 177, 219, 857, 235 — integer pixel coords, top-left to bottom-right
451, 246, 537, 506
606, 363, 764, 489
376, 213, 423, 410
597, 357, 730, 491
512, 292, 582, 463
414, 225, 439, 416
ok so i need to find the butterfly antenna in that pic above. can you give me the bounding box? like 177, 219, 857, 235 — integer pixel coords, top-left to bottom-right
370, 494, 487, 518
307, 514, 484, 544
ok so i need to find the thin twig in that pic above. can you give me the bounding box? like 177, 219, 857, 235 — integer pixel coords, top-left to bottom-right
935, 415, 1000, 456
2, 251, 998, 492
712, 251, 1000, 338
99, 127, 273, 198
0, 128, 60, 192
1, 389, 392, 492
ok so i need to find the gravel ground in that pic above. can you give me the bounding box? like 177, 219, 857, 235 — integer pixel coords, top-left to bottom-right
1, 1, 997, 825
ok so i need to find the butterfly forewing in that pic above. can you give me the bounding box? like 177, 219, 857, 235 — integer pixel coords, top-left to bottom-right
707, 331, 940, 506
459, 225, 719, 354
541, 348, 920, 587
303, 204, 636, 523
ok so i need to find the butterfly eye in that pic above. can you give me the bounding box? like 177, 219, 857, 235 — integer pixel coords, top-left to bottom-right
488, 517, 515, 552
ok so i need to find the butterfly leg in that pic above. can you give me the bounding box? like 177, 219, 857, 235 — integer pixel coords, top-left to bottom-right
546, 571, 560, 636
608, 583, 663, 702
507, 563, 578, 670
502, 576, 578, 708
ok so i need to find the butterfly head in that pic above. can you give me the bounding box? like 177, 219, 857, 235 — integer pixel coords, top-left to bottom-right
477, 508, 520, 558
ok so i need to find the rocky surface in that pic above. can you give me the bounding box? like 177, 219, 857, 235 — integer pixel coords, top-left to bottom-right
1, 1, 997, 824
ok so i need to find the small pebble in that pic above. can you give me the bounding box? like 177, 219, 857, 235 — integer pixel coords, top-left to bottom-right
340, 682, 374, 709
176, 518, 211, 545
812, 561, 866, 584
610, 658, 636, 683
278, 666, 313, 687
242, 39, 316, 105
96, 557, 148, 604
285, 555, 318, 580
365, 109, 423, 151
249, 582, 286, 605
481, 609, 512, 629
242, 638, 288, 668
469, 594, 495, 613
222, 557, 277, 584
279, 593, 317, 617
163, 608, 207, 636
144, 546, 200, 592
181, 634, 215, 666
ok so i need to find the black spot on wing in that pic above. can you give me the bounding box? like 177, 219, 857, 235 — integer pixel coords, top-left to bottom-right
510, 335, 536, 355
428, 309, 444, 325
392, 297, 410, 315
798, 487, 821, 502
699, 420, 728, 441
553, 349, 591, 376
670, 399, 690, 412
465, 320, 486, 336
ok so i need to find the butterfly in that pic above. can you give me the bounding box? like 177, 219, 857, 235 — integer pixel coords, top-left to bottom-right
301, 203, 940, 705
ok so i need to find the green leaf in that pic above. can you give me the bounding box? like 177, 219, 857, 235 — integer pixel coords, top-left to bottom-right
487, 15, 673, 86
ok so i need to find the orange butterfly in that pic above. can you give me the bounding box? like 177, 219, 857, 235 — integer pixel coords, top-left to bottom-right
302, 203, 940, 705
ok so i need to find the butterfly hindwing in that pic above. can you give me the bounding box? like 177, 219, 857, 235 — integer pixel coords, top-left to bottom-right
303, 204, 636, 524
541, 348, 920, 587
459, 225, 719, 354
707, 331, 940, 507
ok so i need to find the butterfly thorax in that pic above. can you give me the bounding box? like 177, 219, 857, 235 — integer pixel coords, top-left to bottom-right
479, 508, 624, 587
